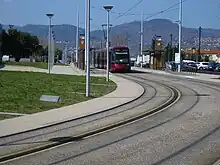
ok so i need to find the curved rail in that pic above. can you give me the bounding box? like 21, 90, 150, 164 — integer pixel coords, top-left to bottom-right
0, 78, 181, 163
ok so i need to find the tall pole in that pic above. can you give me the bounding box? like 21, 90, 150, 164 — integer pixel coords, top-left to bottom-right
76, 4, 79, 64
106, 11, 110, 81
53, 33, 55, 65
140, 9, 144, 68
85, 0, 90, 97
168, 34, 172, 62
198, 26, 201, 62
0, 24, 2, 63
51, 27, 55, 67
178, 0, 182, 72
104, 6, 113, 82
46, 13, 54, 74
49, 18, 52, 73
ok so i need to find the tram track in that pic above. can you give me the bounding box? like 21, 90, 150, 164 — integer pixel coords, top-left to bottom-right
1, 73, 204, 165
0, 76, 181, 163
12, 73, 219, 165
124, 73, 220, 165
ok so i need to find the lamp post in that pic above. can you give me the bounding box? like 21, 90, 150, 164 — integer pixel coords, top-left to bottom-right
9, 25, 14, 29
140, 9, 144, 68
85, 0, 91, 97
101, 24, 113, 41
46, 13, 54, 74
197, 26, 202, 62
0, 24, 2, 63
76, 4, 79, 65
178, 0, 182, 72
51, 27, 55, 67
103, 5, 113, 82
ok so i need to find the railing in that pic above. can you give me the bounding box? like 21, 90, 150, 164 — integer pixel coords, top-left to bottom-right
182, 66, 197, 75
164, 64, 197, 75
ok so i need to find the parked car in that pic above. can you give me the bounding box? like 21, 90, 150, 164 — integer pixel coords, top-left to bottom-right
215, 63, 220, 72
181, 62, 197, 72
207, 62, 218, 71
2, 55, 10, 62
195, 62, 209, 70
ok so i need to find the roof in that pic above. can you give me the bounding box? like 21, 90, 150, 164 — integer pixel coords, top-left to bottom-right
184, 49, 220, 55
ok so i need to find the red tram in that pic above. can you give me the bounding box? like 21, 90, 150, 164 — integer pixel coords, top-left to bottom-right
92, 46, 131, 72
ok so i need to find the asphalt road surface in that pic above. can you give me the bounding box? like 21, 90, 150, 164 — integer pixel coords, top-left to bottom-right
1, 72, 220, 165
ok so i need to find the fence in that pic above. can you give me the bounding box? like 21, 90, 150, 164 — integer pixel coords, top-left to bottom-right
164, 64, 197, 75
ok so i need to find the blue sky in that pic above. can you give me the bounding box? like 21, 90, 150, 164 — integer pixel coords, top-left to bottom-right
0, 0, 219, 29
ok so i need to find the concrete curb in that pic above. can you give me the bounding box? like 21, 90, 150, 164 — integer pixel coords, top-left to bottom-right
132, 67, 220, 83
0, 75, 145, 138
69, 63, 85, 74
0, 112, 28, 116
213, 159, 220, 165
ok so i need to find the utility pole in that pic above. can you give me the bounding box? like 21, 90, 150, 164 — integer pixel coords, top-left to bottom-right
46, 13, 54, 74
0, 24, 2, 63
178, 0, 182, 72
76, 4, 79, 65
197, 26, 202, 62
51, 28, 55, 67
140, 9, 144, 67
104, 6, 113, 82
85, 0, 91, 97
168, 34, 172, 62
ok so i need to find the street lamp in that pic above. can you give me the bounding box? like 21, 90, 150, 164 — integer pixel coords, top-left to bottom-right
103, 5, 113, 82
75, 4, 79, 65
0, 24, 2, 63
46, 13, 54, 74
85, 0, 91, 97
101, 24, 113, 41
51, 27, 55, 66
178, 0, 182, 72
9, 25, 14, 29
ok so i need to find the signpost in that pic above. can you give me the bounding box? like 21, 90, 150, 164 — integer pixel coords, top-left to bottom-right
175, 53, 180, 63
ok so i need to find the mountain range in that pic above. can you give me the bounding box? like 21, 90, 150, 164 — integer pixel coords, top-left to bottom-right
2, 19, 220, 55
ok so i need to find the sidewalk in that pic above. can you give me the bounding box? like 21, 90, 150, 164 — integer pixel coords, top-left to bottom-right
0, 65, 47, 73
0, 66, 144, 137
132, 67, 220, 83
1, 65, 106, 77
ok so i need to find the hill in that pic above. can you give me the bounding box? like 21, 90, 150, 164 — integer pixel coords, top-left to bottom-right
2, 19, 220, 55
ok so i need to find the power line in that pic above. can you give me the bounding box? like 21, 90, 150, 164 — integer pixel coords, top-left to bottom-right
144, 0, 189, 21
92, 5, 151, 16
90, 0, 189, 31
115, 0, 144, 19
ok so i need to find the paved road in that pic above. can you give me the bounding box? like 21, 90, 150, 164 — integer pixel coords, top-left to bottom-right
1, 73, 220, 165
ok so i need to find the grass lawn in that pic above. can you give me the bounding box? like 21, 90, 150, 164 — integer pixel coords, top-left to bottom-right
5, 62, 48, 69
0, 71, 117, 114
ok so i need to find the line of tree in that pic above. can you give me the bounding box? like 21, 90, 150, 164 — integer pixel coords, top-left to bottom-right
0, 27, 62, 62
163, 43, 180, 62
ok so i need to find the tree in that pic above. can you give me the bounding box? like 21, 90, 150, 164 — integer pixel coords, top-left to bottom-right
42, 46, 62, 63
55, 48, 62, 61
2, 28, 43, 62
1, 30, 11, 55
164, 44, 181, 62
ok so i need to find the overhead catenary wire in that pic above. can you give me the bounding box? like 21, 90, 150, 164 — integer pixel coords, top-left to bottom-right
92, 5, 151, 16
115, 0, 144, 19
90, 0, 189, 31
91, 4, 179, 18
144, 0, 188, 21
